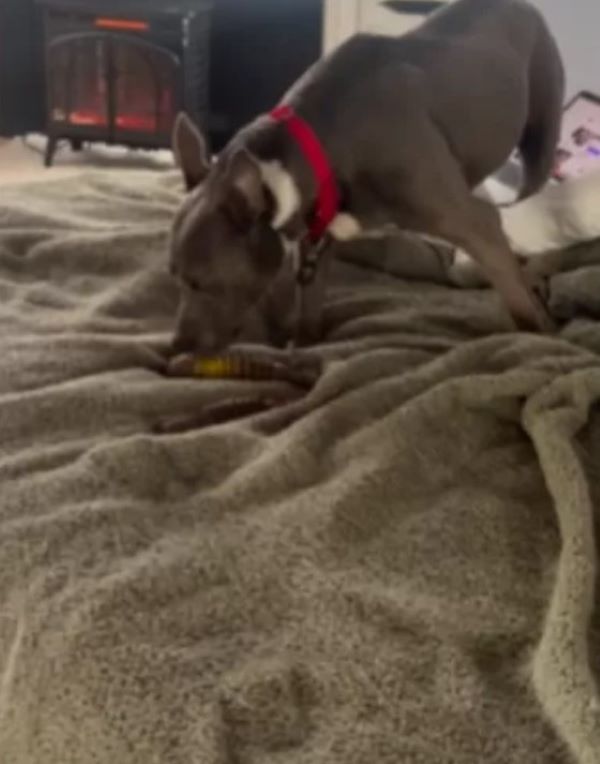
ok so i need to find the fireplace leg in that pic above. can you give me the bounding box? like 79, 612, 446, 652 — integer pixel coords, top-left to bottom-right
44, 136, 58, 167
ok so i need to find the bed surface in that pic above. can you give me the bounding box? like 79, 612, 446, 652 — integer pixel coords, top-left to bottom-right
1, 170, 600, 763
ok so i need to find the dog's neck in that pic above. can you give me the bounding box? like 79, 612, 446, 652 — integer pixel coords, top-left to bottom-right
258, 160, 304, 232
229, 117, 362, 244
235, 117, 324, 239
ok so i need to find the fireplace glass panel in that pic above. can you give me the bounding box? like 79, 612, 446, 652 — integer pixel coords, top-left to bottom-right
48, 35, 108, 128
47, 34, 179, 136
112, 40, 178, 135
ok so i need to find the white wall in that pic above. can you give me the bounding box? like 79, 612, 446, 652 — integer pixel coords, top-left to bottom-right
323, 1, 598, 100
530, 0, 599, 98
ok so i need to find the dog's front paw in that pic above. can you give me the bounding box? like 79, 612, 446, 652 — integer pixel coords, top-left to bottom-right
512, 282, 557, 334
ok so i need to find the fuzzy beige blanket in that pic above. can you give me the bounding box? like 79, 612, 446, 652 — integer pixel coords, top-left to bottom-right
1, 170, 600, 764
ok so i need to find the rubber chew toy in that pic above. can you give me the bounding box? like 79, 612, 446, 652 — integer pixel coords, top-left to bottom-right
166, 353, 320, 389
154, 352, 321, 434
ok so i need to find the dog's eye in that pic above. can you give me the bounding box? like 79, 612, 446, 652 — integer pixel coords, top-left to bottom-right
187, 278, 201, 292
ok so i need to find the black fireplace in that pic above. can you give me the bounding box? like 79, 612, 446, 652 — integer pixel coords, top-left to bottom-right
37, 0, 212, 166
2, 1, 323, 160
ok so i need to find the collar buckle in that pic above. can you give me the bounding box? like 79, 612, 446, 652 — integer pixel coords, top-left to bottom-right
296, 235, 330, 286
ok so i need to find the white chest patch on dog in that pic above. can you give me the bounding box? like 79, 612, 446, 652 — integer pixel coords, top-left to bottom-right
327, 213, 363, 241
259, 161, 301, 230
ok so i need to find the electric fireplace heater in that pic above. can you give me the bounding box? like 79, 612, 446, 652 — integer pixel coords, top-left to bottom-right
38, 0, 212, 166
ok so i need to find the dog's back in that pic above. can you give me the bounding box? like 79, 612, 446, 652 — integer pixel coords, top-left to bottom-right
413, 0, 564, 196
284, 0, 564, 197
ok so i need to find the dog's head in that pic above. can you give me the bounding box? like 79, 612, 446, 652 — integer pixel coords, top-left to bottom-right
169, 114, 288, 353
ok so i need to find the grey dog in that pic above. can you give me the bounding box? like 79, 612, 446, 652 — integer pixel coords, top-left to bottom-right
169, 0, 564, 352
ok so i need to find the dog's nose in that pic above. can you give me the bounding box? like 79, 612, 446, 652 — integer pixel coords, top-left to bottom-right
170, 329, 226, 355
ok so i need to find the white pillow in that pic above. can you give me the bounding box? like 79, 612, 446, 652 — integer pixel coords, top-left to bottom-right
500, 169, 600, 256
451, 170, 600, 284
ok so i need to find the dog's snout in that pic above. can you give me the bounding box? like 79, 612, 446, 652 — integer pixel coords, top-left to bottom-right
171, 327, 227, 355
170, 334, 195, 355
172, 300, 223, 354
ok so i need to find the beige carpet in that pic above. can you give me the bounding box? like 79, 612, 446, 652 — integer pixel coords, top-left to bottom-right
0, 136, 173, 184
1, 170, 599, 764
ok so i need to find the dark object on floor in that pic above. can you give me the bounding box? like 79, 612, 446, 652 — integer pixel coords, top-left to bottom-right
153, 394, 299, 435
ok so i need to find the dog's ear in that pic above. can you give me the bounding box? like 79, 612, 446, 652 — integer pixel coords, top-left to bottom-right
172, 112, 211, 191
222, 150, 268, 231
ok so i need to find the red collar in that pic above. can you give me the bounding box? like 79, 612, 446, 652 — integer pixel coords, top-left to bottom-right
270, 104, 340, 243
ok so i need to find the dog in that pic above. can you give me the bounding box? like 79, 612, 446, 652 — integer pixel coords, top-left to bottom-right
169, 0, 564, 353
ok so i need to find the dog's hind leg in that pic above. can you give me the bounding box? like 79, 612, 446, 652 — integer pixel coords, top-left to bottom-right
373, 114, 556, 331
437, 195, 555, 331
518, 28, 565, 199
382, 166, 555, 331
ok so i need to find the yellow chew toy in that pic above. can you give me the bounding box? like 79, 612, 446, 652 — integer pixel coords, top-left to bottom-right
191, 357, 242, 378
165, 352, 321, 388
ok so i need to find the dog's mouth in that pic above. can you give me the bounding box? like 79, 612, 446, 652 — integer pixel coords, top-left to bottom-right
169, 322, 245, 357
169, 337, 231, 357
